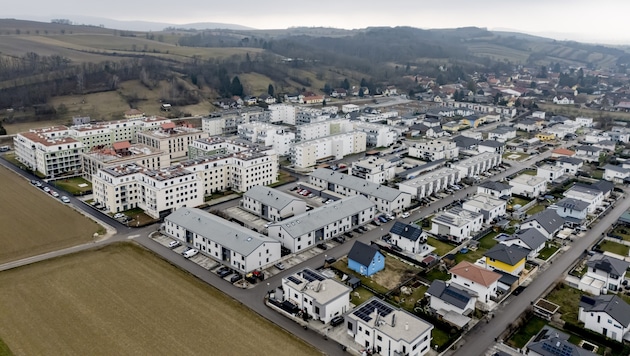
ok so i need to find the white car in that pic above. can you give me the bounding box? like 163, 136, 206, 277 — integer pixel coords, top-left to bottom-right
264, 222, 271, 228
113, 213, 125, 219
51, 191, 60, 198
401, 212, 410, 218
386, 214, 394, 220
274, 262, 286, 270
168, 240, 181, 249
43, 186, 50, 193
60, 196, 70, 203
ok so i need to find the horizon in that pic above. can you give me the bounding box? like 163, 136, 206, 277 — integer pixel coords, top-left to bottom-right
5, 0, 630, 45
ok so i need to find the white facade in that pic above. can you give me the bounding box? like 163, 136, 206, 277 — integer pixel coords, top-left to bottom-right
14, 127, 84, 178
290, 132, 367, 169
477, 181, 512, 199
509, 174, 547, 198
556, 158, 583, 175
398, 167, 460, 199
281, 268, 351, 324
536, 164, 564, 183
81, 143, 170, 180
576, 117, 594, 127
268, 104, 296, 125
341, 104, 360, 113
431, 207, 483, 242
578, 296, 630, 343
487, 128, 516, 142
237, 122, 295, 155
241, 185, 307, 222
563, 184, 603, 214
449, 261, 500, 307
296, 119, 397, 148
164, 207, 281, 273
603, 164, 630, 183
585, 254, 628, 293
408, 139, 459, 161
452, 152, 501, 178
462, 194, 507, 224
389, 222, 428, 254
137, 125, 208, 160
351, 156, 397, 184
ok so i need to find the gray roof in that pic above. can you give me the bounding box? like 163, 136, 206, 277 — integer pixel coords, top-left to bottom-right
586, 253, 630, 277
603, 164, 630, 174
390, 221, 424, 241
591, 180, 614, 195
576, 145, 601, 152
272, 195, 374, 238
484, 244, 529, 265
557, 156, 583, 165
479, 180, 512, 192
556, 197, 590, 211
310, 168, 406, 202
479, 140, 505, 148
165, 207, 279, 256
527, 326, 596, 356
452, 135, 479, 148
596, 140, 616, 145
490, 126, 515, 134
524, 209, 564, 234
506, 228, 547, 250
348, 241, 382, 267
427, 280, 473, 310
579, 295, 630, 327
567, 183, 604, 197
243, 185, 302, 211
517, 118, 538, 126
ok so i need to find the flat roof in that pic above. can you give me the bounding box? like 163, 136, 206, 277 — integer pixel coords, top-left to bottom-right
283, 268, 351, 305
399, 167, 459, 187
166, 207, 279, 256
510, 174, 546, 186
454, 152, 499, 168
463, 194, 506, 210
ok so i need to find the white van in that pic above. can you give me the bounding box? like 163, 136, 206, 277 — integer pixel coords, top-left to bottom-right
182, 249, 198, 258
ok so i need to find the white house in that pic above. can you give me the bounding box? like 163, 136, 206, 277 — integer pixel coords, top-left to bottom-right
431, 207, 484, 242
487, 127, 516, 142
290, 132, 367, 169
267, 195, 375, 253
521, 209, 564, 239
345, 297, 434, 356
452, 152, 501, 178
398, 167, 460, 200
389, 221, 429, 254
563, 183, 603, 214
408, 139, 459, 161
576, 117, 594, 127
584, 253, 630, 293
509, 174, 547, 198
603, 164, 630, 183
553, 197, 589, 223
536, 164, 565, 183
462, 194, 507, 224
477, 140, 505, 155
241, 186, 307, 222
426, 280, 475, 328
556, 157, 583, 175
553, 96, 574, 105
163, 207, 281, 273
500, 228, 547, 258
477, 181, 512, 199
575, 145, 602, 163
449, 261, 501, 309
579, 295, 630, 343
351, 156, 398, 184
281, 268, 351, 324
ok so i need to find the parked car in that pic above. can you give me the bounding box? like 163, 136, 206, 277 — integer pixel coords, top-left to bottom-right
332, 236, 345, 244
353, 228, 362, 234
230, 274, 242, 283
385, 213, 394, 220
51, 191, 59, 198
325, 256, 337, 265
344, 232, 354, 238
330, 315, 344, 327
113, 213, 125, 219
182, 249, 199, 258
30, 180, 38, 185
60, 196, 70, 203
168, 240, 181, 249
35, 181, 43, 188
378, 216, 388, 223
317, 243, 328, 250
391, 245, 403, 252
274, 262, 286, 270
217, 267, 232, 278
371, 219, 381, 227
359, 226, 368, 232
401, 212, 410, 218
43, 186, 50, 193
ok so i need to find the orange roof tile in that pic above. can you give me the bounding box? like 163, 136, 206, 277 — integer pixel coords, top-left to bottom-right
449, 261, 501, 287
113, 141, 131, 150
552, 148, 575, 156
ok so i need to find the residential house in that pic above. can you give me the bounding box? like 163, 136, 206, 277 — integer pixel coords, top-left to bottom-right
535, 132, 557, 141
426, 280, 475, 328
431, 207, 484, 242
578, 295, 630, 343
521, 209, 564, 239
449, 261, 501, 308
462, 194, 507, 224
584, 253, 630, 293
452, 152, 501, 178
487, 127, 517, 142
351, 156, 398, 184
398, 167, 460, 200
408, 139, 459, 161
537, 164, 565, 183
553, 95, 574, 105
563, 183, 604, 214
509, 174, 547, 198
500, 229, 547, 258
592, 180, 614, 199
478, 140, 506, 155
526, 326, 597, 356
608, 126, 630, 143
345, 297, 434, 356
593, 140, 616, 152
603, 164, 630, 183
389, 221, 428, 254
556, 157, 583, 175
484, 244, 529, 276
281, 268, 351, 324
550, 148, 576, 158
477, 181, 512, 199
514, 118, 541, 132
241, 186, 307, 222
347, 241, 385, 277
452, 136, 480, 151
575, 145, 602, 163
576, 117, 594, 127
554, 197, 589, 223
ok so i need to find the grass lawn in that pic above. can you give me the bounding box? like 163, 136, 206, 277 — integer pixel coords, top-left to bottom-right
598, 240, 630, 257
508, 316, 547, 349
0, 243, 320, 356
510, 196, 532, 207
350, 286, 375, 306
269, 170, 297, 188
454, 247, 487, 264
427, 237, 455, 256
521, 169, 537, 176
51, 177, 92, 195
398, 285, 428, 312
544, 284, 583, 323
478, 232, 499, 249
424, 268, 450, 282
0, 338, 12, 356
611, 226, 630, 242
538, 244, 560, 260
591, 170, 604, 179
432, 328, 451, 349
526, 204, 546, 216
333, 255, 419, 294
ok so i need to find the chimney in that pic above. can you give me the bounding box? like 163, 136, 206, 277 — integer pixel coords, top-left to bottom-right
405, 322, 409, 331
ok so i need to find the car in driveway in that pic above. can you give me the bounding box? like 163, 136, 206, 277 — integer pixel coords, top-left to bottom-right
274, 262, 286, 270
217, 267, 232, 278
359, 225, 368, 232
401, 212, 410, 218
51, 191, 59, 198
230, 274, 242, 283
113, 213, 125, 219
330, 315, 344, 327
371, 219, 381, 226
168, 240, 181, 249
332, 236, 346, 244
353, 228, 362, 234
378, 216, 388, 223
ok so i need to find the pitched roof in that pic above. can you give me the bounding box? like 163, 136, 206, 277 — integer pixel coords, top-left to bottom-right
310, 168, 406, 202
389, 221, 424, 242
112, 141, 131, 150
479, 180, 512, 192
165, 208, 279, 257
591, 180, 614, 195
506, 228, 547, 250
527, 326, 596, 356
556, 156, 583, 165
551, 148, 575, 156
485, 244, 529, 265
243, 185, 302, 211
579, 295, 630, 327
452, 135, 480, 148
586, 253, 630, 277
348, 241, 382, 267
603, 164, 630, 174
556, 197, 590, 211
427, 280, 473, 310
478, 140, 505, 148
524, 209, 564, 234
449, 261, 501, 287
576, 145, 601, 152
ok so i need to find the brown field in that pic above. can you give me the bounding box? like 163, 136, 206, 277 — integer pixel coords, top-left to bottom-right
0, 165, 100, 264
0, 243, 321, 356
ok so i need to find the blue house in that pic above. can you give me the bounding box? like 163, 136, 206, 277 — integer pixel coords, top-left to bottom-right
347, 241, 385, 277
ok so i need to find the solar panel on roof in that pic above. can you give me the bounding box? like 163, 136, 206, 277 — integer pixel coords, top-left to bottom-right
302, 269, 325, 282
353, 299, 394, 322
444, 288, 469, 303
287, 276, 302, 285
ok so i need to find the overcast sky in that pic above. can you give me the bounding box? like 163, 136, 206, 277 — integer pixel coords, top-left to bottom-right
8, 0, 630, 44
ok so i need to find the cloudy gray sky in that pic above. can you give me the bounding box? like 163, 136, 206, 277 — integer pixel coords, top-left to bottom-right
7, 0, 630, 44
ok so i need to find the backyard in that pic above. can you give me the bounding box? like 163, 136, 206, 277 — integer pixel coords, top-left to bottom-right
507, 316, 547, 349
332, 254, 420, 294
537, 243, 560, 260
526, 204, 546, 216
427, 236, 456, 256
544, 284, 583, 323
611, 226, 630, 242
598, 240, 630, 257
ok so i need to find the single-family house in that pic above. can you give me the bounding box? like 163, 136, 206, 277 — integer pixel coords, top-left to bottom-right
487, 127, 517, 142
591, 180, 614, 199
509, 174, 547, 198
449, 261, 501, 308
603, 164, 630, 183
452, 135, 479, 151
575, 145, 602, 163
478, 140, 506, 155
347, 241, 385, 277
501, 228, 547, 258
593, 140, 616, 152
526, 326, 597, 356
515, 118, 541, 132
553, 96, 574, 105
477, 181, 512, 199
554, 197, 589, 222
426, 280, 475, 327
556, 156, 583, 175
578, 295, 630, 343
550, 148, 575, 158
537, 164, 564, 183
563, 183, 603, 214
535, 132, 557, 141
389, 221, 428, 254
521, 209, 564, 239
585, 253, 630, 293
484, 244, 529, 276
462, 194, 507, 224
431, 207, 484, 242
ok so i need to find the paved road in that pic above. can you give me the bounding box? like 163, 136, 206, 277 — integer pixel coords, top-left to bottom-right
450, 193, 630, 356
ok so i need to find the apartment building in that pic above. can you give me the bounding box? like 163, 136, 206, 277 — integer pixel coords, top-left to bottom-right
237, 122, 294, 155
136, 123, 208, 160
241, 185, 307, 222
201, 107, 268, 136
290, 132, 367, 169
398, 167, 460, 199
295, 107, 333, 126
309, 168, 411, 213
351, 156, 398, 184
408, 139, 459, 161
268, 103, 297, 125
452, 152, 501, 178
81, 142, 170, 180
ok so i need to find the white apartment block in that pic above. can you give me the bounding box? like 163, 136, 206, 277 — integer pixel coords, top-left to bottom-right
241, 185, 307, 222
353, 122, 399, 148
290, 132, 367, 169
408, 139, 459, 161
202, 107, 268, 136
297, 119, 398, 147
309, 168, 411, 213
136, 124, 208, 160
92, 164, 203, 219
267, 195, 375, 253
268, 103, 297, 125
509, 174, 547, 198
452, 152, 501, 178
188, 137, 267, 159
81, 142, 170, 180
164, 207, 281, 273
69, 116, 171, 149
237, 122, 295, 155
442, 101, 517, 118
398, 167, 460, 199
14, 126, 84, 178
431, 207, 483, 242
351, 156, 397, 184
296, 107, 333, 125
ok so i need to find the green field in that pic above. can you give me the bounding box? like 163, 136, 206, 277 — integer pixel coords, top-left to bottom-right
0, 243, 321, 356
544, 284, 583, 323
598, 240, 630, 257
0, 165, 101, 264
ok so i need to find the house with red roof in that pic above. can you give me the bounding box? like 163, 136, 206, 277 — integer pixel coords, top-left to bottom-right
449, 261, 501, 310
